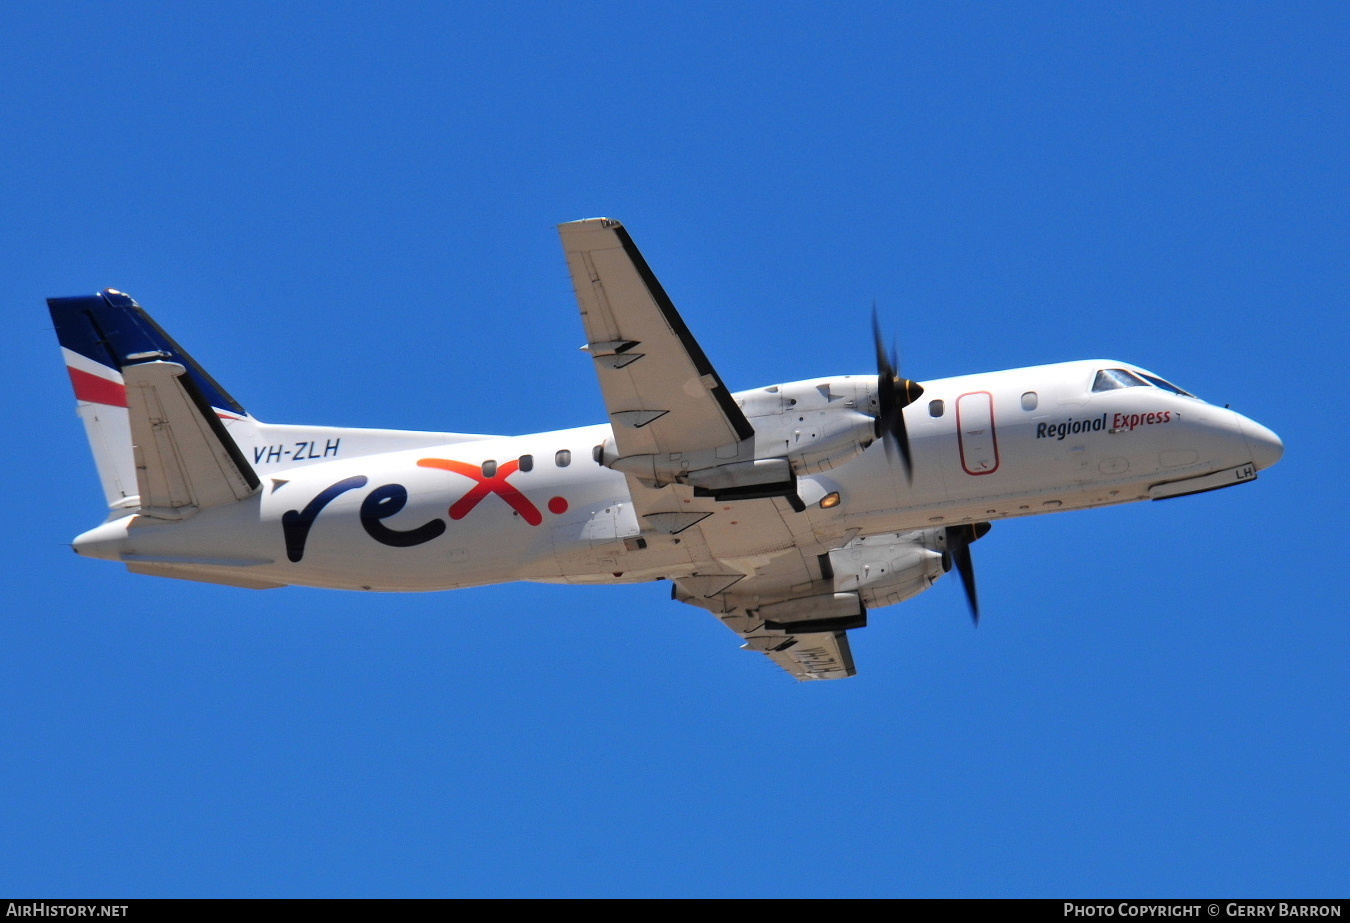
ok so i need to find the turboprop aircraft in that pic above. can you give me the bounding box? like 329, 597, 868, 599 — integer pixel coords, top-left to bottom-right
49, 218, 1283, 680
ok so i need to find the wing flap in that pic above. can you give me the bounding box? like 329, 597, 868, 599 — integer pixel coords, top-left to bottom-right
760, 631, 857, 681
124, 361, 260, 519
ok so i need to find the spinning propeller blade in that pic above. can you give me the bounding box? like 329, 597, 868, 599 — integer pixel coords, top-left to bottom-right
871, 307, 924, 483
944, 522, 992, 625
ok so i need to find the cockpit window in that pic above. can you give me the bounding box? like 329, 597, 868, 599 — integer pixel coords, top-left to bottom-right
1092, 369, 1148, 391
1138, 373, 1195, 398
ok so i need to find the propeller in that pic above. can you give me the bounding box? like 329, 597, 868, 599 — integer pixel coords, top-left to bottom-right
871, 307, 925, 482
944, 522, 992, 625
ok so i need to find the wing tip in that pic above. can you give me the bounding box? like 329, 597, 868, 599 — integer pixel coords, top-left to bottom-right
558, 216, 623, 231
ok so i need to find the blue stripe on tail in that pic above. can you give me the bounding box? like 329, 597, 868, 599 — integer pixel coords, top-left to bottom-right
48, 289, 248, 417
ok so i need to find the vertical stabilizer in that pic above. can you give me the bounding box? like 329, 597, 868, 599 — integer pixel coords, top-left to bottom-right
48, 289, 254, 511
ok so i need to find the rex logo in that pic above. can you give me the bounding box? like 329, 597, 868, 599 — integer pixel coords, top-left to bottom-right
282, 458, 568, 562
417, 457, 546, 525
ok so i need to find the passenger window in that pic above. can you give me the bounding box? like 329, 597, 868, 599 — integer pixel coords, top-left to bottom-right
555, 449, 571, 468
518, 454, 533, 472
929, 400, 945, 417
481, 460, 497, 478
1021, 391, 1038, 411
592, 444, 604, 464
1092, 369, 1148, 392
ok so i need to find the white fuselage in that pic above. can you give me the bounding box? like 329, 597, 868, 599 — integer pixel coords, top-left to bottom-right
73, 359, 1280, 592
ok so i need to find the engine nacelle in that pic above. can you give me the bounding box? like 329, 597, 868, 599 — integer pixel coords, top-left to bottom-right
742, 377, 878, 475
602, 376, 881, 500
827, 529, 950, 609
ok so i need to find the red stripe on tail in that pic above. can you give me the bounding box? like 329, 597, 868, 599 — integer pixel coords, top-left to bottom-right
68, 367, 128, 407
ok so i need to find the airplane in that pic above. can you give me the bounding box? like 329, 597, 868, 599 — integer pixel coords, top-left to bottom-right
48, 217, 1284, 680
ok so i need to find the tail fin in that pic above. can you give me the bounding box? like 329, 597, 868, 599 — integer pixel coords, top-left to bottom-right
48, 289, 256, 512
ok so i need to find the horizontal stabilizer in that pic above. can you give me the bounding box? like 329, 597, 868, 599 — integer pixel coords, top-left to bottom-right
125, 361, 260, 519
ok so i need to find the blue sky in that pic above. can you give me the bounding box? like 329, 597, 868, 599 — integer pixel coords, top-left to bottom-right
2, 3, 1346, 897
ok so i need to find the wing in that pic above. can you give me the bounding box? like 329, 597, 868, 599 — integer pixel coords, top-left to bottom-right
672, 526, 958, 681
557, 218, 950, 680
558, 218, 754, 459
560, 217, 782, 535
672, 551, 860, 682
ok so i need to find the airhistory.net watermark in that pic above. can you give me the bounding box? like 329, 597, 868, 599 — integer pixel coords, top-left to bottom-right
5, 905, 128, 917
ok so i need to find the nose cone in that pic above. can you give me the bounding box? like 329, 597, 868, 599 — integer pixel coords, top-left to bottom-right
1240, 417, 1284, 471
